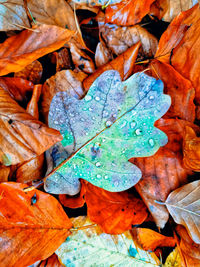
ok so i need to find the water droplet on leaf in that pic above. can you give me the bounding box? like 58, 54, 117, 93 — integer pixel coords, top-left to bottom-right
85, 95, 92, 101
135, 129, 142, 135
148, 138, 155, 147
96, 162, 101, 167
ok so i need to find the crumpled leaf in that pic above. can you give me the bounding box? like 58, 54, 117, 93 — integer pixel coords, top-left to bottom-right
149, 0, 169, 20
0, 182, 72, 267
14, 60, 43, 84
0, 86, 62, 166
98, 14, 158, 58
133, 118, 197, 228
136, 228, 175, 251
37, 253, 64, 267
51, 48, 72, 72
0, 165, 10, 182
56, 216, 160, 267
83, 42, 140, 91
0, 24, 73, 76
105, 0, 155, 26
164, 180, 200, 244
41, 69, 86, 123
176, 225, 200, 267
84, 181, 148, 234
150, 60, 195, 122
161, 0, 200, 21
44, 70, 170, 195
183, 126, 200, 171
71, 0, 122, 6
0, 0, 78, 31
95, 41, 113, 68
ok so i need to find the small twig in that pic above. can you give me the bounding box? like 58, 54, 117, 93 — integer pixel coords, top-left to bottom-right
7, 22, 39, 32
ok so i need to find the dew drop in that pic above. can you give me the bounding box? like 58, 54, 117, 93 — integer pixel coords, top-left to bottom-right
85, 95, 92, 101
97, 174, 101, 178
54, 120, 58, 125
114, 181, 119, 186
135, 129, 142, 135
120, 121, 127, 128
105, 120, 112, 127
96, 162, 101, 167
80, 118, 85, 122
102, 138, 106, 142
121, 149, 125, 154
149, 95, 154, 100
130, 121, 136, 128
85, 132, 88, 136
104, 175, 108, 179
148, 138, 155, 147
95, 96, 100, 101
89, 107, 93, 111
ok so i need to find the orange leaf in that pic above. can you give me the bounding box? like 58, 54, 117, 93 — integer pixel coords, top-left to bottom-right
59, 180, 86, 209
37, 253, 63, 267
155, 4, 200, 63
0, 24, 73, 76
0, 182, 72, 266
183, 126, 200, 171
83, 42, 141, 91
0, 86, 62, 166
136, 228, 175, 251
150, 0, 169, 20
105, 0, 155, 26
84, 182, 148, 234
133, 119, 198, 228
176, 225, 200, 267
150, 60, 195, 122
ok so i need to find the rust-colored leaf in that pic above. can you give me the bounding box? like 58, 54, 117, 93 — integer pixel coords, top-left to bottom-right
83, 42, 140, 91
14, 60, 43, 84
176, 225, 200, 267
0, 182, 72, 267
105, 0, 155, 26
150, 60, 195, 122
183, 126, 200, 171
0, 86, 62, 166
38, 253, 64, 267
150, 0, 169, 20
51, 48, 72, 72
84, 182, 148, 234
95, 41, 113, 68
133, 119, 198, 228
136, 228, 175, 251
59, 180, 86, 209
0, 24, 73, 76
0, 165, 10, 183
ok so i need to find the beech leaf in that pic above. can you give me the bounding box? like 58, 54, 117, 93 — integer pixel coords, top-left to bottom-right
164, 180, 200, 244
56, 216, 160, 267
44, 70, 171, 195
0, 182, 72, 267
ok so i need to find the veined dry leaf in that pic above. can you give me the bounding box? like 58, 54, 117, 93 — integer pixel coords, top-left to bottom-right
98, 16, 158, 57
176, 225, 200, 267
14, 60, 43, 84
0, 182, 72, 267
59, 179, 86, 209
155, 4, 200, 63
69, 42, 95, 74
164, 247, 182, 267
44, 70, 170, 195
0, 24, 73, 76
165, 180, 200, 244
136, 228, 175, 251
105, 0, 155, 26
183, 126, 200, 171
162, 0, 200, 21
150, 0, 169, 20
84, 182, 148, 234
0, 77, 33, 103
133, 118, 197, 228
56, 216, 160, 267
16, 85, 45, 183
36, 254, 64, 267
0, 86, 62, 166
150, 60, 195, 122
83, 42, 140, 91
41, 69, 86, 123
0, 0, 78, 31
95, 41, 113, 68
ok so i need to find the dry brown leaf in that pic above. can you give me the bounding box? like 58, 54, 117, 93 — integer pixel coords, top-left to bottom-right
176, 225, 200, 267
14, 60, 43, 84
51, 48, 72, 72
0, 86, 62, 166
0, 0, 78, 31
95, 41, 113, 68
37, 253, 64, 267
0, 165, 10, 182
150, 0, 169, 20
150, 60, 195, 122
133, 118, 198, 228
165, 180, 200, 244
41, 69, 87, 122
183, 126, 200, 171
98, 15, 158, 58
0, 182, 72, 267
0, 24, 73, 76
69, 42, 95, 73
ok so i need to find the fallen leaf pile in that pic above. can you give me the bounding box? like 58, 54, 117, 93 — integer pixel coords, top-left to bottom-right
0, 1, 200, 266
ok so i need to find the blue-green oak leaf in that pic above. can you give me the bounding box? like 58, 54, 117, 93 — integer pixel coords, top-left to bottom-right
44, 70, 171, 195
